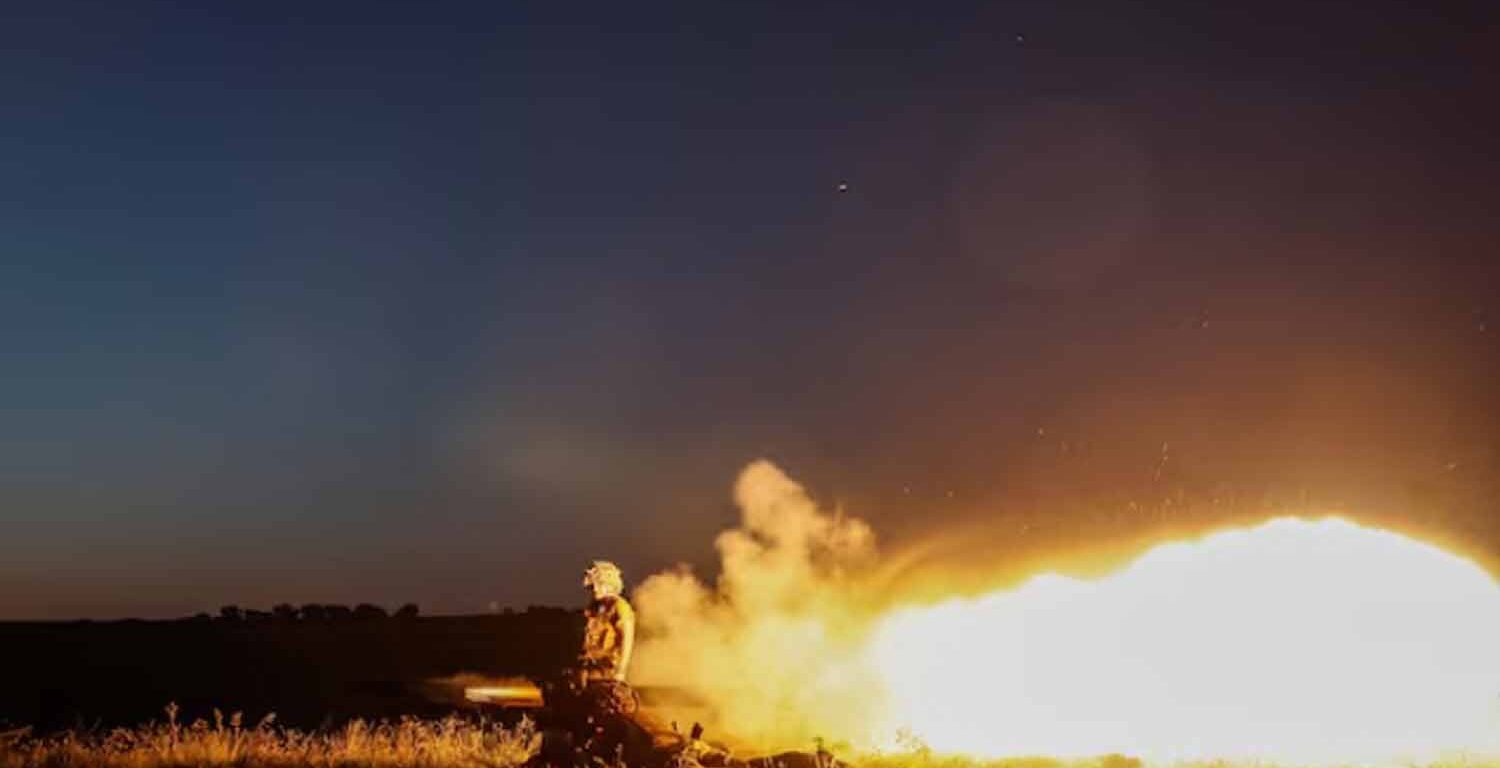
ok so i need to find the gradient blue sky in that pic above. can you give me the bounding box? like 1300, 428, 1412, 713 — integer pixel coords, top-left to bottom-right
3, 1, 1496, 619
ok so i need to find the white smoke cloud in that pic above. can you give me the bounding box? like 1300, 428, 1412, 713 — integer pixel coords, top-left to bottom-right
630, 460, 887, 751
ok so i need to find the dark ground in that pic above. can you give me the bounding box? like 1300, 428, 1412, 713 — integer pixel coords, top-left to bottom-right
0, 609, 580, 732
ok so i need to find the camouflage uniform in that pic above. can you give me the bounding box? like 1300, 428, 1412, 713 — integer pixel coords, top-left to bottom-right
581, 595, 634, 683
580, 593, 638, 720
543, 562, 645, 765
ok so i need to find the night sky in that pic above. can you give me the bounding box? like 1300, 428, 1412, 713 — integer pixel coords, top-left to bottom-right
3, 1, 1496, 620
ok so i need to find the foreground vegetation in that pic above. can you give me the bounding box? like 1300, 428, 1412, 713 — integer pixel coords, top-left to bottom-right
4, 708, 1498, 768
0, 705, 539, 768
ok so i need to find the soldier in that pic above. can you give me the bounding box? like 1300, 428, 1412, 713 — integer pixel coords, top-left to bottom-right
543, 560, 645, 766
580, 560, 635, 685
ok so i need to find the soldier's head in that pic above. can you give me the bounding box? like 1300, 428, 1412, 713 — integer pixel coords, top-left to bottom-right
583, 560, 624, 600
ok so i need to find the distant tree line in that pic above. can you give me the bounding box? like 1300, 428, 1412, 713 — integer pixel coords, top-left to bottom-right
195, 603, 421, 623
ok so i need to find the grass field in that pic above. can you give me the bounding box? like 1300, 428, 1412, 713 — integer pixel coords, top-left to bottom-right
4, 706, 1498, 768
0, 704, 540, 768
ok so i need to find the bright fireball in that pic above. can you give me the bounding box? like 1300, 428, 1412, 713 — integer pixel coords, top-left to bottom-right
870, 518, 1500, 765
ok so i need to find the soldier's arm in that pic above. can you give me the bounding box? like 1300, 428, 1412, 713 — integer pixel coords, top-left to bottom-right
616, 599, 636, 681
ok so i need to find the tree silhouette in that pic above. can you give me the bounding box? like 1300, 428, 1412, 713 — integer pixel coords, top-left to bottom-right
353, 603, 388, 621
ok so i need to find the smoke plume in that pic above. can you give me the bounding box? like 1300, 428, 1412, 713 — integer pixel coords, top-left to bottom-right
630, 460, 889, 751
631, 462, 1500, 764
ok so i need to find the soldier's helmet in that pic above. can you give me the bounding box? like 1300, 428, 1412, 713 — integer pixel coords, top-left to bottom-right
583, 560, 624, 597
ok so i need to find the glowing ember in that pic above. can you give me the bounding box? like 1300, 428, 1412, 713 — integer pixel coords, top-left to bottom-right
868, 518, 1500, 765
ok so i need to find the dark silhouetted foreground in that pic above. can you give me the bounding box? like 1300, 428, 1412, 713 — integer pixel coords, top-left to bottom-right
0, 609, 579, 733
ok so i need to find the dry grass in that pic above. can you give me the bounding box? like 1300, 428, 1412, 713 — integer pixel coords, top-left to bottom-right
5, 708, 1499, 768
0, 704, 539, 768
